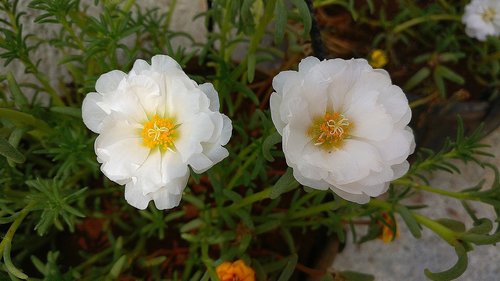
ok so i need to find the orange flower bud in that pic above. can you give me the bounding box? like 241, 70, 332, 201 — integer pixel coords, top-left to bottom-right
379, 213, 399, 243
216, 260, 255, 281
368, 49, 388, 68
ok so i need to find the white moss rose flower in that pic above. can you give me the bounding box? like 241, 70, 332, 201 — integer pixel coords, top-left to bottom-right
270, 57, 415, 204
462, 0, 500, 41
82, 55, 232, 210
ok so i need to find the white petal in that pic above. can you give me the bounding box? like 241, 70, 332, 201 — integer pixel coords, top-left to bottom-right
124, 181, 151, 210
151, 55, 182, 73
372, 128, 414, 165
82, 92, 107, 133
95, 120, 149, 183
199, 83, 220, 111
204, 146, 229, 166
270, 92, 285, 135
293, 144, 329, 180
377, 85, 410, 126
346, 91, 393, 141
327, 140, 382, 185
166, 78, 206, 121
272, 71, 299, 94
292, 167, 330, 190
302, 66, 329, 117
175, 113, 215, 162
344, 70, 392, 106
131, 59, 150, 74
133, 149, 164, 194
219, 115, 232, 145
357, 166, 394, 186
298, 56, 321, 73
161, 152, 189, 190
282, 125, 311, 165
96, 70, 126, 94
391, 161, 410, 179
103, 75, 162, 124
362, 182, 390, 197
330, 185, 370, 204
189, 153, 214, 173
328, 59, 373, 112
151, 179, 187, 210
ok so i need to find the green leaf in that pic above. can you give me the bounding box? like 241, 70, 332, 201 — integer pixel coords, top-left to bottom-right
433, 66, 446, 97
262, 130, 282, 161
0, 137, 25, 163
0, 108, 51, 133
6, 72, 28, 108
277, 254, 298, 281
436, 218, 466, 233
247, 52, 256, 83
269, 168, 299, 199
467, 218, 493, 234
424, 244, 468, 281
274, 0, 287, 43
395, 205, 421, 238
109, 255, 127, 279
404, 67, 430, 91
460, 232, 500, 245
339, 271, 374, 281
437, 65, 465, 85
180, 218, 204, 233
183, 194, 205, 209
290, 0, 311, 37
50, 106, 82, 118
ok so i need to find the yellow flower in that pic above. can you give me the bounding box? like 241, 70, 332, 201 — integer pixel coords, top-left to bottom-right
216, 260, 255, 281
379, 213, 399, 243
368, 49, 388, 68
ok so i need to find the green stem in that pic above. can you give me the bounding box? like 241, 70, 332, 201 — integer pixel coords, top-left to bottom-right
164, 0, 177, 31
413, 213, 457, 245
0, 202, 35, 255
289, 200, 339, 219
393, 14, 461, 34
60, 16, 85, 50
411, 184, 481, 201
214, 0, 233, 90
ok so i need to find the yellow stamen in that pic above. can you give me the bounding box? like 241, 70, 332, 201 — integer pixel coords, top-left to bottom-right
482, 7, 496, 23
308, 111, 352, 150
141, 115, 178, 151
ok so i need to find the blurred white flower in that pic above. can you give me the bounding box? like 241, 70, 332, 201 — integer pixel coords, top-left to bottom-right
270, 57, 415, 204
462, 0, 500, 41
82, 55, 232, 210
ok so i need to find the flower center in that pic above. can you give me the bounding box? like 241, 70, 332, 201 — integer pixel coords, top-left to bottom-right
142, 115, 178, 151
308, 111, 352, 150
482, 7, 496, 23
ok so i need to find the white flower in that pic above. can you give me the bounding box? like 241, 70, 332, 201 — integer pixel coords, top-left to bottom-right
270, 57, 415, 204
462, 0, 500, 41
82, 55, 232, 210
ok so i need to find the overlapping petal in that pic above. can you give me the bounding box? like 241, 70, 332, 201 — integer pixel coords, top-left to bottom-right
270, 57, 414, 203
82, 55, 232, 210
